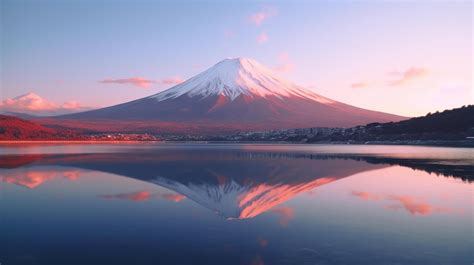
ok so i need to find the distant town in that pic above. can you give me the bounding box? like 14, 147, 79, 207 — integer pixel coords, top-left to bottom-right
1, 105, 473, 147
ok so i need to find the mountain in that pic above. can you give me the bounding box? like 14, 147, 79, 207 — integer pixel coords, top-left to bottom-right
50, 58, 404, 134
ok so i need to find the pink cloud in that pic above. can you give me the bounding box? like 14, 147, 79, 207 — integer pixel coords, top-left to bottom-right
0, 92, 91, 116
388, 67, 428, 86
61, 101, 84, 110
351, 82, 369, 88
1, 92, 57, 111
274, 52, 295, 73
257, 32, 269, 44
249, 7, 277, 26
99, 76, 184, 88
99, 77, 156, 88
351, 190, 382, 201
161, 76, 184, 85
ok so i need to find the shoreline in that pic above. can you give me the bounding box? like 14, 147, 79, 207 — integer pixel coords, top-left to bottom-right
0, 140, 162, 145
0, 139, 473, 148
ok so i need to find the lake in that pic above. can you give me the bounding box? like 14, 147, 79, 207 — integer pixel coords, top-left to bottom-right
1, 143, 472, 265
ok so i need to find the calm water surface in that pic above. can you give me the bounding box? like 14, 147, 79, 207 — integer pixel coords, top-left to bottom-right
1, 144, 473, 265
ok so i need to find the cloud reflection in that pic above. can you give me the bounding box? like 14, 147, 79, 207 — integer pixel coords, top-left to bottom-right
101, 191, 152, 202
248, 255, 265, 265
351, 190, 462, 216
0, 169, 81, 189
257, 236, 268, 247
269, 207, 294, 227
351, 191, 382, 201
100, 191, 186, 203
161, 193, 186, 202
386, 195, 458, 215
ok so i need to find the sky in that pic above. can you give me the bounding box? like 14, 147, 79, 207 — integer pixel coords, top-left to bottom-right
1, 0, 472, 117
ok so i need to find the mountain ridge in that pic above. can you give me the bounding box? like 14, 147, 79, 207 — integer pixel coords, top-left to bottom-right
47, 57, 404, 133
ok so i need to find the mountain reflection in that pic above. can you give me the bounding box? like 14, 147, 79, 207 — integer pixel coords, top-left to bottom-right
0, 148, 470, 219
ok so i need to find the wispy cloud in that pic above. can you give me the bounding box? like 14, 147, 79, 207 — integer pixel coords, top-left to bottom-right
351, 190, 382, 201
99, 77, 156, 88
350, 67, 428, 88
350, 82, 369, 88
249, 7, 277, 26
257, 32, 269, 44
99, 76, 184, 88
0, 92, 91, 116
388, 67, 428, 86
274, 52, 295, 73
161, 76, 184, 85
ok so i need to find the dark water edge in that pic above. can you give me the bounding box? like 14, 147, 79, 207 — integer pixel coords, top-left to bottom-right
310, 140, 474, 148
160, 140, 474, 148
1, 140, 474, 148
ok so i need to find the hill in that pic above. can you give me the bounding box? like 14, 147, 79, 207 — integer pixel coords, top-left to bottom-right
219, 105, 474, 145
0, 115, 78, 140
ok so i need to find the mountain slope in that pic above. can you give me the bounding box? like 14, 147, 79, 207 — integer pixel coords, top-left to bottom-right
0, 115, 76, 140
53, 58, 405, 133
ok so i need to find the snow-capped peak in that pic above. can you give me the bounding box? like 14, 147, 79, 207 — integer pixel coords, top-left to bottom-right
151, 57, 334, 104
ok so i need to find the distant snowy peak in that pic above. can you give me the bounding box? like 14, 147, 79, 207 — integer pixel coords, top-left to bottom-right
150, 57, 335, 104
